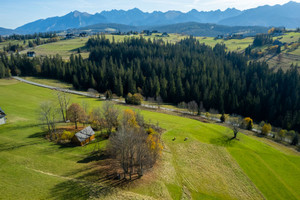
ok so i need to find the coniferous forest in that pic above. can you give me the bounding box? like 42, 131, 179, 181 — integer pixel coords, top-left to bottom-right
1, 35, 300, 131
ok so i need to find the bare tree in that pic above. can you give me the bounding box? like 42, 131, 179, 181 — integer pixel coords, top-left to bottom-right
187, 101, 198, 115
87, 88, 99, 97
102, 102, 120, 134
55, 90, 71, 122
198, 101, 205, 115
147, 97, 155, 108
39, 101, 58, 140
228, 116, 242, 139
109, 110, 162, 179
156, 95, 163, 110
81, 101, 90, 125
135, 110, 145, 127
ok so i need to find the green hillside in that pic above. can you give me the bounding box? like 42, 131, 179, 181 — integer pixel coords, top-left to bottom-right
0, 78, 299, 199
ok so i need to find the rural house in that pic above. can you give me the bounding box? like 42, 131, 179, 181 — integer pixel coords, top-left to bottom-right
27, 51, 36, 57
0, 107, 6, 125
72, 126, 95, 146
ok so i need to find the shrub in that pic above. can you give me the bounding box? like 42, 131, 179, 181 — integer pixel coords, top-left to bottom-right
277, 129, 287, 141
261, 123, 272, 136
242, 117, 253, 130
125, 93, 143, 105
60, 130, 74, 141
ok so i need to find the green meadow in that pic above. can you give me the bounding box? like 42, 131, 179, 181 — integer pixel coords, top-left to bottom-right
0, 78, 299, 199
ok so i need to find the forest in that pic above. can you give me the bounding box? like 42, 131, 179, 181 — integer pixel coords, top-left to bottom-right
0, 35, 300, 131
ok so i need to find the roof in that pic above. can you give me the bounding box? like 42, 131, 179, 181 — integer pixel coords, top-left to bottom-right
0, 107, 6, 116
74, 126, 95, 142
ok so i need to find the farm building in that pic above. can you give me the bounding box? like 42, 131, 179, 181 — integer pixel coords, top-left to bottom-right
72, 126, 95, 146
0, 107, 6, 125
27, 51, 36, 57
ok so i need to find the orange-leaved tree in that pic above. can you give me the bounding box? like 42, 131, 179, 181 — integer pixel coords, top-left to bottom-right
67, 103, 86, 129
122, 109, 139, 128
147, 129, 163, 167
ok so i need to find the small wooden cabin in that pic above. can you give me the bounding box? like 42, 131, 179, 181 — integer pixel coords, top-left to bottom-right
0, 107, 6, 125
72, 126, 95, 146
27, 51, 36, 57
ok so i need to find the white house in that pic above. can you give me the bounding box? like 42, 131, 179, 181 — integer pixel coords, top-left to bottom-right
0, 107, 6, 125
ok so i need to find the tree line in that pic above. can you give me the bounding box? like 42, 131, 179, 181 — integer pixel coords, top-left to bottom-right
0, 32, 58, 42
1, 35, 300, 132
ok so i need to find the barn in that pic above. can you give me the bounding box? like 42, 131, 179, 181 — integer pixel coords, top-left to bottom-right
0, 107, 6, 125
72, 126, 95, 146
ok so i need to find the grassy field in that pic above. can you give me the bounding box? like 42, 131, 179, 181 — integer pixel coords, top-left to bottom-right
0, 78, 299, 199
19, 37, 90, 60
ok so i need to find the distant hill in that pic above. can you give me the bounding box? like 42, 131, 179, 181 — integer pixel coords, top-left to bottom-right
78, 22, 268, 37
0, 27, 15, 36
148, 22, 268, 37
0, 1, 299, 35
78, 23, 138, 33
219, 1, 300, 28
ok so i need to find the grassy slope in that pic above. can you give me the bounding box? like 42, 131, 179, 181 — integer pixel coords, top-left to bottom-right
19, 37, 90, 60
0, 79, 299, 199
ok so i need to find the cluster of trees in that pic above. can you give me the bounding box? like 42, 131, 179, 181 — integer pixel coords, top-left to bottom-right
253, 34, 273, 47
39, 91, 71, 140
2, 36, 300, 132
125, 93, 143, 105
0, 53, 11, 78
2, 43, 25, 53
245, 33, 280, 58
109, 109, 163, 179
39, 92, 163, 178
28, 37, 60, 48
224, 115, 299, 146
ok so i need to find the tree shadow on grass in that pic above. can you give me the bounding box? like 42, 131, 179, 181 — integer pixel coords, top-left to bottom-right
50, 154, 140, 199
77, 152, 109, 163
210, 136, 237, 147
3, 123, 43, 132
0, 140, 43, 152
27, 130, 48, 138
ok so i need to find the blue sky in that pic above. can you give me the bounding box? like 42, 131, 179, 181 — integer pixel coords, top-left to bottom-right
0, 0, 299, 29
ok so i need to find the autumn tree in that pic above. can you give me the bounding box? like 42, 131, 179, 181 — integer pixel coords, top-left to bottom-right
89, 107, 106, 132
122, 109, 139, 128
146, 129, 163, 167
241, 117, 253, 130
67, 103, 86, 129
109, 109, 162, 179
261, 123, 272, 136
125, 93, 143, 105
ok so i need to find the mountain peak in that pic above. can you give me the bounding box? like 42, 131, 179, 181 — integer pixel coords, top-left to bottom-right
69, 10, 91, 17
9, 2, 300, 35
